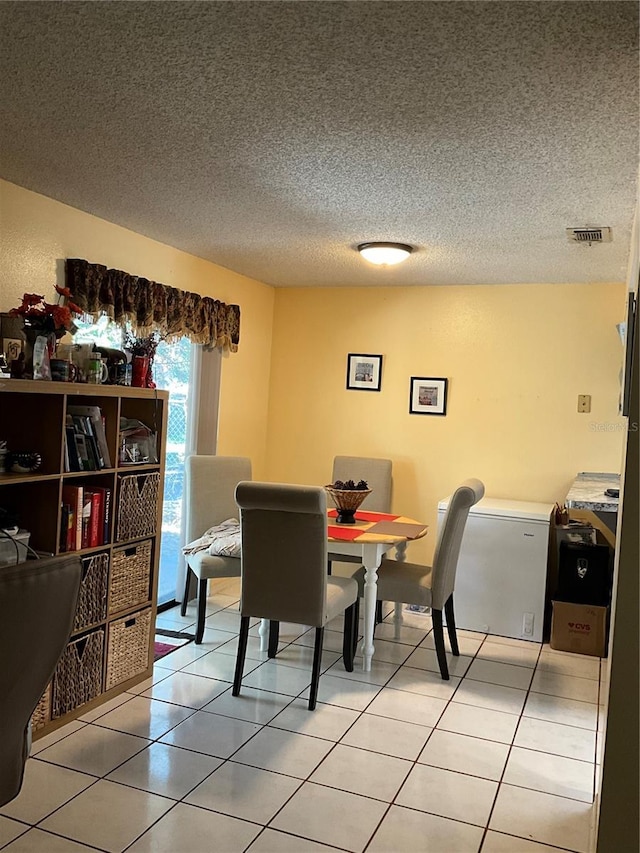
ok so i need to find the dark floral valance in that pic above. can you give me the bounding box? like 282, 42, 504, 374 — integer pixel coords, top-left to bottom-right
66, 258, 240, 353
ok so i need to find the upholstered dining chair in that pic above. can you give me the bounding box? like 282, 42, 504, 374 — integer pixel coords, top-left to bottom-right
181, 455, 252, 643
356, 478, 484, 680
328, 455, 392, 622
327, 456, 392, 571
233, 482, 359, 710
0, 554, 82, 806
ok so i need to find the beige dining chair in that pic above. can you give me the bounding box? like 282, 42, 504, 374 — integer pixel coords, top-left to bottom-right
328, 455, 392, 622
233, 482, 359, 710
181, 455, 251, 644
356, 478, 484, 680
0, 554, 82, 806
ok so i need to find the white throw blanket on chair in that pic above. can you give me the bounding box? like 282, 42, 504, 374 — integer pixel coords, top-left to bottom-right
182, 518, 241, 558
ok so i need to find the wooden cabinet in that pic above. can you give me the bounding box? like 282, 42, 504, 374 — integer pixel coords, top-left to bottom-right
0, 379, 168, 736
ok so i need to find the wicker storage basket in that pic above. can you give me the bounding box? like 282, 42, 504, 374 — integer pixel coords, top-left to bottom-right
116, 472, 160, 543
74, 552, 109, 633
52, 628, 104, 718
109, 540, 152, 615
31, 684, 52, 731
106, 608, 152, 691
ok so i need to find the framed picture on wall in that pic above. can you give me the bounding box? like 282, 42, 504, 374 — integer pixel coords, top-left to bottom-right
346, 354, 383, 391
409, 376, 448, 415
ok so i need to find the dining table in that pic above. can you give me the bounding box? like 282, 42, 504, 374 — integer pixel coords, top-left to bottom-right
327, 508, 428, 671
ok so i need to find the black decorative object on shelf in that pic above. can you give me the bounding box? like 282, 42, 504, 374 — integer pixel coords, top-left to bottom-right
7, 451, 42, 474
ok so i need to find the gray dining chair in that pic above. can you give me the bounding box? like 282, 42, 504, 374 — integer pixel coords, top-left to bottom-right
328, 455, 392, 622
181, 455, 251, 643
0, 554, 82, 806
233, 482, 359, 710
355, 478, 484, 679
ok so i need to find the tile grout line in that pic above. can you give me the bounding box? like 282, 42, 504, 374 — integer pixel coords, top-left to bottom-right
14, 599, 602, 853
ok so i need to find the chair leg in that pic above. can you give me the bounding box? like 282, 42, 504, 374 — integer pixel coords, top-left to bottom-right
432, 608, 450, 680
180, 567, 192, 616
233, 616, 250, 696
309, 627, 324, 710
195, 578, 207, 644
444, 595, 459, 656
268, 620, 280, 658
393, 602, 403, 639
342, 602, 357, 672
375, 599, 383, 624
352, 595, 360, 659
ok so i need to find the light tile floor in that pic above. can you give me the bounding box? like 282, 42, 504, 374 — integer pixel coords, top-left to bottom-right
1, 584, 603, 853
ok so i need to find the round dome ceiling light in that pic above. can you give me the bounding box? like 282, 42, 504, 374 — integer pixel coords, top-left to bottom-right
357, 242, 414, 266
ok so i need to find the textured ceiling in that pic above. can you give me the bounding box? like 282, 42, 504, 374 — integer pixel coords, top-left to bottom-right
0, 1, 638, 287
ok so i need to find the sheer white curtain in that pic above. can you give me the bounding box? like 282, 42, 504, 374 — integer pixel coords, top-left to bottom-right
174, 346, 222, 601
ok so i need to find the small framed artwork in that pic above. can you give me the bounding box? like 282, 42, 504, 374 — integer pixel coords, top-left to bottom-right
2, 339, 23, 363
346, 353, 383, 391
409, 376, 448, 415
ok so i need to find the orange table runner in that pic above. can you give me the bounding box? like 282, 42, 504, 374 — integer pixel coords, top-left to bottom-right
327, 512, 428, 543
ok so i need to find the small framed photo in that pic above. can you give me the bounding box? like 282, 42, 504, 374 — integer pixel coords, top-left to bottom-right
410, 377, 448, 415
346, 353, 383, 391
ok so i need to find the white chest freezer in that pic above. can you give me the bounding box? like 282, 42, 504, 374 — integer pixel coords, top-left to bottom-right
437, 496, 554, 642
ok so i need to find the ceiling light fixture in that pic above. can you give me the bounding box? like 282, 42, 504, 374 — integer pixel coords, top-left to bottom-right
357, 242, 414, 266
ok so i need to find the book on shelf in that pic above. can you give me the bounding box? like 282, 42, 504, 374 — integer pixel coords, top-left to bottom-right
61, 485, 83, 551
80, 491, 93, 549
91, 486, 111, 546
64, 419, 81, 472
59, 503, 70, 552
64, 486, 110, 550
67, 405, 112, 468
64, 415, 93, 472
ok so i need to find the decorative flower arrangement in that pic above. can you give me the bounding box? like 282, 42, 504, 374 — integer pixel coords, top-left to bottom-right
123, 330, 165, 389
9, 287, 82, 339
122, 329, 164, 361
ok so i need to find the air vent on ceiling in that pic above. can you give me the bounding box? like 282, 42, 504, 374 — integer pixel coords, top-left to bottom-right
566, 227, 612, 244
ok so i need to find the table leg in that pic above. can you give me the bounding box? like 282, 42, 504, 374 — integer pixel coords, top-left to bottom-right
361, 545, 380, 672
258, 618, 269, 652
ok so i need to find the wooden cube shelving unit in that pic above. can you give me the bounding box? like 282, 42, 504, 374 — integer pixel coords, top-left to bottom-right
0, 378, 168, 736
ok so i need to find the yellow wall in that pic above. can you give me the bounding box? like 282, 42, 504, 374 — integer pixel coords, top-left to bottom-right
266, 284, 627, 563
1, 179, 628, 566
0, 180, 275, 474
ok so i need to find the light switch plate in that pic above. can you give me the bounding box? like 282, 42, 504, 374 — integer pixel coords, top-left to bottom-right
578, 394, 591, 413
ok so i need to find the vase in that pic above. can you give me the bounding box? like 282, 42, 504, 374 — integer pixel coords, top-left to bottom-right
131, 355, 150, 388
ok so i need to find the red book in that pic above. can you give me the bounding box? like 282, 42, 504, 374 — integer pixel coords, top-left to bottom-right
61, 485, 83, 552
91, 487, 109, 545
95, 489, 105, 546
86, 489, 103, 548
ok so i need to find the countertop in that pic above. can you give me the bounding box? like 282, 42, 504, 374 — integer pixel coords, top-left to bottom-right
565, 472, 620, 513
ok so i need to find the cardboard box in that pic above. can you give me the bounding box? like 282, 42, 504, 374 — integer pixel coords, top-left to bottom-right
550, 600, 608, 657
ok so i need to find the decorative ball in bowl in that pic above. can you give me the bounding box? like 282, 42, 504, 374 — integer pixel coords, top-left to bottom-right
8, 451, 42, 474
325, 479, 372, 524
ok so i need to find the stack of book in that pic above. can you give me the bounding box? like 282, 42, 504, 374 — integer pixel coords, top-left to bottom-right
64, 405, 112, 472
60, 484, 112, 552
